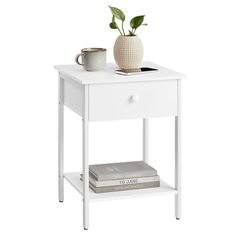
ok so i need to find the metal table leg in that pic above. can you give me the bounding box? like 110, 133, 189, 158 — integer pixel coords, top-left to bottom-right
175, 80, 181, 220
58, 76, 64, 202
143, 118, 149, 163
83, 85, 89, 229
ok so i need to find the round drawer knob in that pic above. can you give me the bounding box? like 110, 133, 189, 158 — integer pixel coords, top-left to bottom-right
129, 94, 139, 103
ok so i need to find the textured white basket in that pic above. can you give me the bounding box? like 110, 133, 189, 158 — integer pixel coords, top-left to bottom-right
113, 36, 143, 70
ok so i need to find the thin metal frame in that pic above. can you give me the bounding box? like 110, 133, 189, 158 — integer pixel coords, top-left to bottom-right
175, 80, 181, 219
58, 75, 64, 202
82, 85, 89, 230
143, 118, 149, 163
58, 77, 181, 228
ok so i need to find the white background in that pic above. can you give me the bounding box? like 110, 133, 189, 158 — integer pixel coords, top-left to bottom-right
0, 0, 236, 235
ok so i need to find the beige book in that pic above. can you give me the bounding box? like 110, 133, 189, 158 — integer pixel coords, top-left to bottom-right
90, 181, 160, 193
80, 173, 160, 187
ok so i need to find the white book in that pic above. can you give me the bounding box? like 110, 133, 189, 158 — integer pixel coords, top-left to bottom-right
81, 174, 160, 187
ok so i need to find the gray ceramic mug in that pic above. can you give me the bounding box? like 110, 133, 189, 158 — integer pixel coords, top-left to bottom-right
75, 48, 106, 71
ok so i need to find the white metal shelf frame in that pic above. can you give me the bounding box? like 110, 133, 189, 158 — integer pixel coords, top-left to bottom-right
64, 172, 177, 201
56, 62, 183, 230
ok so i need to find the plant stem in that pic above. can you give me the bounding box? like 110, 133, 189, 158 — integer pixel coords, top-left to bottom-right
117, 26, 123, 36
121, 21, 125, 36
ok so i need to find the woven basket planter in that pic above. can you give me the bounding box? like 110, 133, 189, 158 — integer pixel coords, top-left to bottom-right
113, 35, 143, 70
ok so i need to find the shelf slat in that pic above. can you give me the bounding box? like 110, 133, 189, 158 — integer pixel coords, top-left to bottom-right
64, 172, 177, 201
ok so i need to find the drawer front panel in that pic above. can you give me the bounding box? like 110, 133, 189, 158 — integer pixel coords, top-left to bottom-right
89, 80, 177, 121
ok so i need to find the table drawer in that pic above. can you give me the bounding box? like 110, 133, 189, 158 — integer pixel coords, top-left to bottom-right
89, 80, 177, 121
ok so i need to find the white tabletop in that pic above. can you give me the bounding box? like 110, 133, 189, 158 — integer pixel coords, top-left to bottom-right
54, 61, 185, 84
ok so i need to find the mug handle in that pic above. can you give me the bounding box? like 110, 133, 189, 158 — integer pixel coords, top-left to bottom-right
75, 53, 84, 65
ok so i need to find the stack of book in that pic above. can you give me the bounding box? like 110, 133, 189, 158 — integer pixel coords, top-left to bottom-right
81, 161, 160, 193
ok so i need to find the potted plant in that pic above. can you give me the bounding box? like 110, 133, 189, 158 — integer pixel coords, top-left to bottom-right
109, 6, 147, 70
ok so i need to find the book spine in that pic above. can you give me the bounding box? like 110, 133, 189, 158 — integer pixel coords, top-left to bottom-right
81, 174, 160, 187
91, 169, 158, 181
93, 176, 160, 187
90, 181, 160, 193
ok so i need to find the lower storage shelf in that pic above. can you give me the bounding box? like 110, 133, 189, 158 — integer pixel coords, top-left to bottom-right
64, 172, 177, 201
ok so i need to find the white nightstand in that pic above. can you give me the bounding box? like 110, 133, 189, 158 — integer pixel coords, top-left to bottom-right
54, 62, 184, 230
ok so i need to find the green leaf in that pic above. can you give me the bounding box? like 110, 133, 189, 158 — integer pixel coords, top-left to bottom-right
109, 16, 118, 29
128, 30, 136, 36
130, 15, 145, 29
109, 6, 125, 21
110, 22, 117, 29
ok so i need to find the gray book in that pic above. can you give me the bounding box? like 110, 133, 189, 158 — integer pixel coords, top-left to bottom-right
80, 173, 160, 187
89, 161, 157, 181
89, 181, 160, 193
